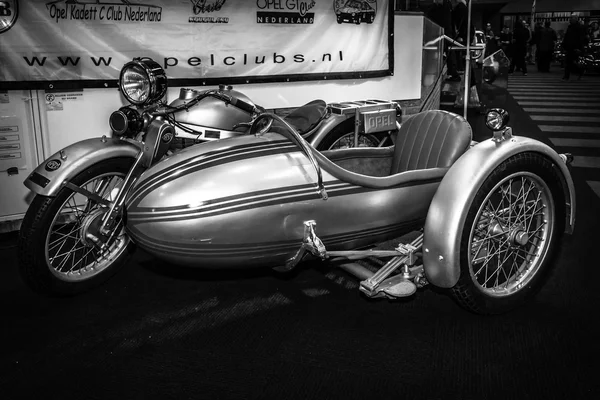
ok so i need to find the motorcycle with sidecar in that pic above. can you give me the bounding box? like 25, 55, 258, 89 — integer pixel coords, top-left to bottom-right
18, 57, 576, 314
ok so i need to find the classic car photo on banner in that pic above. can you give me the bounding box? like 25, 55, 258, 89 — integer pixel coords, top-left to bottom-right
0, 0, 392, 87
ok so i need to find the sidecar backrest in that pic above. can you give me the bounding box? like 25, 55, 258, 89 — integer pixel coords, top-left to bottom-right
390, 110, 472, 174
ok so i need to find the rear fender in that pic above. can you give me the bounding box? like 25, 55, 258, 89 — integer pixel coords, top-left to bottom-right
24, 137, 141, 197
422, 135, 576, 288
307, 114, 349, 147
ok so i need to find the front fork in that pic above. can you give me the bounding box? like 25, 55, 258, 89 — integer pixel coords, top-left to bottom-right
75, 119, 175, 248
99, 149, 144, 235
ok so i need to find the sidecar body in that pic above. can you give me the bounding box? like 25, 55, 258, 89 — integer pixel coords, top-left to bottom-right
124, 109, 576, 291
124, 110, 470, 268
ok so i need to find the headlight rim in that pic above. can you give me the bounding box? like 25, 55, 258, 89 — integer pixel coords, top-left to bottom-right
119, 58, 167, 106
485, 108, 510, 132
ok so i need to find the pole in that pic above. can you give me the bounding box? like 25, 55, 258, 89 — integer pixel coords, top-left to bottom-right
463, 0, 473, 119
531, 0, 536, 26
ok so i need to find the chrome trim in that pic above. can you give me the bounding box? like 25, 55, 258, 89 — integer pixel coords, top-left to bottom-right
422, 136, 576, 288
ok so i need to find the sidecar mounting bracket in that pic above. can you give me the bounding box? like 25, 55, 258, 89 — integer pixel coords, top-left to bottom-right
282, 222, 429, 299
281, 220, 326, 272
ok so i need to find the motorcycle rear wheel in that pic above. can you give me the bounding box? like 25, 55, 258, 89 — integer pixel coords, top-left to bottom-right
18, 158, 135, 296
316, 119, 380, 150
451, 153, 566, 314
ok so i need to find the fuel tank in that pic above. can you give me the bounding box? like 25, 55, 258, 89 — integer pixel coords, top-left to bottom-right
169, 87, 254, 131
124, 133, 440, 268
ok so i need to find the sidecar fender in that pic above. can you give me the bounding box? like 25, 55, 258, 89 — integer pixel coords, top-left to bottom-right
24, 137, 141, 197
422, 136, 576, 289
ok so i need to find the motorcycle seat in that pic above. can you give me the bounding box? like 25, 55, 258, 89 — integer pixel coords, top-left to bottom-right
314, 110, 472, 189
280, 100, 328, 135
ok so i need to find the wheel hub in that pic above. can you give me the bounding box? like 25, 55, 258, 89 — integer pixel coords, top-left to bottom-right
488, 221, 529, 247
80, 208, 109, 247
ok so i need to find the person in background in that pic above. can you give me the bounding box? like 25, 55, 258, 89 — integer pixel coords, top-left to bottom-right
499, 25, 512, 60
452, 0, 475, 48
589, 20, 599, 40
451, 0, 476, 86
530, 21, 543, 65
484, 22, 499, 56
426, 0, 461, 81
562, 13, 587, 81
537, 21, 557, 72
509, 20, 530, 75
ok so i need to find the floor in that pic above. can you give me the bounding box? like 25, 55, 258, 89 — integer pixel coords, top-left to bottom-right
1, 69, 600, 400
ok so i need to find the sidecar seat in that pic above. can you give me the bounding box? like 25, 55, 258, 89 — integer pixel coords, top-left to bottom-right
390, 110, 472, 174
313, 109, 472, 189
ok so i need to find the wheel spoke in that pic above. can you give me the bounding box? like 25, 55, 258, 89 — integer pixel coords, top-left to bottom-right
469, 170, 553, 297
43, 168, 131, 282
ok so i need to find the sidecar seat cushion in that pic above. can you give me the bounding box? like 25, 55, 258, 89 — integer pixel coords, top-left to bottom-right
390, 110, 472, 174
281, 100, 328, 135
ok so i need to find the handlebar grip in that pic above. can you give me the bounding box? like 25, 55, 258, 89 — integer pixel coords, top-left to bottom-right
230, 97, 256, 113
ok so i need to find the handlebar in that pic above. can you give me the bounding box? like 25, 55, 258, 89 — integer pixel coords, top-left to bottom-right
156, 88, 260, 116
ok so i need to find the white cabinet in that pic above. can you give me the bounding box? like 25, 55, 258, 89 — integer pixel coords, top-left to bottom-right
0, 90, 41, 223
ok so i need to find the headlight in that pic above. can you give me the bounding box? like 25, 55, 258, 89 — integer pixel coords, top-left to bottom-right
485, 108, 510, 131
109, 107, 144, 137
119, 58, 167, 106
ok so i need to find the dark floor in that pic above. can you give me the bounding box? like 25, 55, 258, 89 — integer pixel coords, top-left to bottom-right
1, 78, 600, 400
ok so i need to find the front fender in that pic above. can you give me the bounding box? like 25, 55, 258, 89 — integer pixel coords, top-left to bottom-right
422, 135, 576, 289
24, 137, 141, 197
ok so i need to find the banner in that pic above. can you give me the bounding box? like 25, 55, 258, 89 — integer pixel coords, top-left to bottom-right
0, 0, 392, 89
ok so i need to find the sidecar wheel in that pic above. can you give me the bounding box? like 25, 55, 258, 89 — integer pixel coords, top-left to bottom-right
316, 120, 380, 150
451, 153, 565, 314
18, 158, 135, 296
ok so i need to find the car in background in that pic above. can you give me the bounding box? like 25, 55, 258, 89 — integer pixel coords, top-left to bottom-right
472, 30, 486, 65
335, 0, 376, 24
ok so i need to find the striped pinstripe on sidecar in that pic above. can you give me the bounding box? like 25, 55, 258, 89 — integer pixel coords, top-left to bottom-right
124, 133, 442, 268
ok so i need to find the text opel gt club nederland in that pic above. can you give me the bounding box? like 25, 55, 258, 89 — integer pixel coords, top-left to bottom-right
256, 0, 316, 24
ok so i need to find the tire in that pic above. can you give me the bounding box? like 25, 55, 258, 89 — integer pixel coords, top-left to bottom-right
451, 152, 566, 314
18, 158, 136, 296
316, 119, 381, 151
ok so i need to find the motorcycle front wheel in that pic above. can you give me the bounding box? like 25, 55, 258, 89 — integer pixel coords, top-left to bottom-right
451, 153, 566, 314
18, 158, 135, 296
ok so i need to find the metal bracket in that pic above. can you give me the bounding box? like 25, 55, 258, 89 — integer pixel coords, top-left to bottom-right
282, 220, 327, 271
62, 181, 110, 207
492, 127, 513, 143
359, 234, 423, 297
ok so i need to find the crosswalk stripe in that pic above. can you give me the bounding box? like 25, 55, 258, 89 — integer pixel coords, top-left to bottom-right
509, 79, 600, 82
549, 138, 600, 148
517, 101, 600, 107
510, 73, 600, 199
531, 115, 600, 123
508, 84, 600, 89
587, 181, 600, 197
571, 156, 600, 168
513, 96, 597, 101
510, 91, 600, 96
524, 108, 600, 114
539, 125, 600, 134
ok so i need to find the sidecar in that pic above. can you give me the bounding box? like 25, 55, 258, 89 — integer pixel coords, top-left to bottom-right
124, 108, 576, 314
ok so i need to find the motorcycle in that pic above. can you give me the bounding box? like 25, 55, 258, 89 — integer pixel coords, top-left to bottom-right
18, 57, 576, 314
555, 39, 600, 72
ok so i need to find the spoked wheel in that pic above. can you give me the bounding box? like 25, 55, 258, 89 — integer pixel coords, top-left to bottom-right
19, 158, 135, 296
316, 120, 382, 150
452, 153, 565, 314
